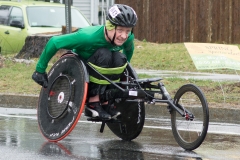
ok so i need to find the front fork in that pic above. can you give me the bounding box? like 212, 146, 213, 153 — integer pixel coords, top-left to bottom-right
158, 82, 194, 120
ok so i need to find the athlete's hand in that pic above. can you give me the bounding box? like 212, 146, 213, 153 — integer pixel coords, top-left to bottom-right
32, 71, 48, 88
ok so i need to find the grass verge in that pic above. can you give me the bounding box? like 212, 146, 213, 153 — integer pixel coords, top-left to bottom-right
0, 41, 240, 108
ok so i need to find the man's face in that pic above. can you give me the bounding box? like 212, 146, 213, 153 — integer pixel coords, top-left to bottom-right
109, 26, 132, 46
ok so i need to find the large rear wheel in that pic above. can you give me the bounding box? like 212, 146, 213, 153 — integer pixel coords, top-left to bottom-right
38, 54, 88, 142
106, 101, 145, 141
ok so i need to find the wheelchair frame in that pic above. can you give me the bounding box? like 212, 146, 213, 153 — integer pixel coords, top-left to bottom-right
37, 52, 209, 151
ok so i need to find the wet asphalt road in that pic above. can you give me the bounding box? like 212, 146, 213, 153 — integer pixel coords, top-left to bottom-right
0, 107, 240, 160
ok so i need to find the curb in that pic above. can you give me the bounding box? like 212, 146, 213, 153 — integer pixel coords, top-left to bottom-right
0, 93, 38, 109
0, 94, 239, 124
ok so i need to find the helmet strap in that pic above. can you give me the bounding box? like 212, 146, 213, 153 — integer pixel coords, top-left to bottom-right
105, 26, 116, 46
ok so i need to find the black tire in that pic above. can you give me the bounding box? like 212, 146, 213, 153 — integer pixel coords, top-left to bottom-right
171, 84, 209, 150
106, 101, 145, 141
38, 54, 88, 142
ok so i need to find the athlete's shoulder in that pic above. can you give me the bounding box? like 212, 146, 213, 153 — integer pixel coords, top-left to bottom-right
72, 25, 105, 44
77, 25, 104, 35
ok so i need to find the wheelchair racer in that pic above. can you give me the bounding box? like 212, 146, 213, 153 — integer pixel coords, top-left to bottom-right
32, 4, 138, 120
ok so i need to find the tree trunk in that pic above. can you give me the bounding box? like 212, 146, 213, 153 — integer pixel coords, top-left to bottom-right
15, 33, 59, 59
15, 26, 78, 59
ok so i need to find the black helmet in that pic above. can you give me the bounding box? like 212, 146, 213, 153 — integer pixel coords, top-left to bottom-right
107, 4, 138, 27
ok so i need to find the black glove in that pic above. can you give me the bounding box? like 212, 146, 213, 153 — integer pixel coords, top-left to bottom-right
32, 71, 48, 88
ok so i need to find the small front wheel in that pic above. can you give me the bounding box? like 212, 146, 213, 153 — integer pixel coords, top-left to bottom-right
171, 84, 209, 150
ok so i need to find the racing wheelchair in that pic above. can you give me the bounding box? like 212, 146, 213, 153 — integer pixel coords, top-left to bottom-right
37, 52, 209, 151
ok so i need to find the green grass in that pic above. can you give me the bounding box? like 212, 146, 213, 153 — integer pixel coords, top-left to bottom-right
137, 74, 240, 107
132, 41, 196, 71
0, 41, 240, 107
0, 57, 39, 94
132, 40, 240, 74
160, 77, 240, 107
